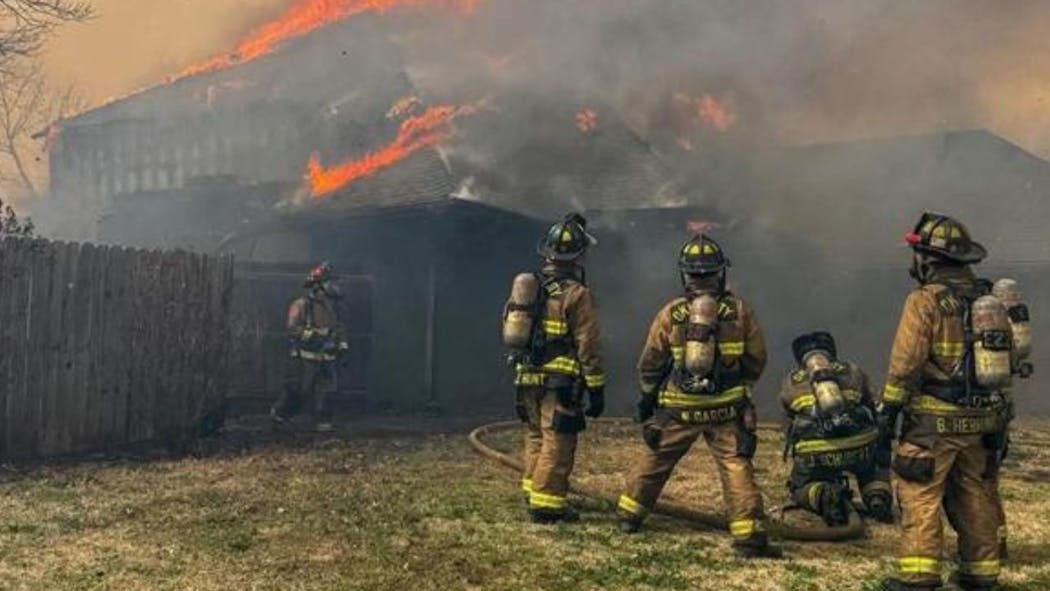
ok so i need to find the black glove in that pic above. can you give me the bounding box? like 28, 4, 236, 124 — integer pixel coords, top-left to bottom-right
636, 394, 656, 423
875, 406, 899, 469
584, 387, 605, 418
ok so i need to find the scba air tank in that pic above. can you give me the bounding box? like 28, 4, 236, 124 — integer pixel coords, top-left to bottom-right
503, 273, 539, 350
992, 279, 1031, 360
684, 294, 719, 376
970, 295, 1013, 389
805, 353, 847, 417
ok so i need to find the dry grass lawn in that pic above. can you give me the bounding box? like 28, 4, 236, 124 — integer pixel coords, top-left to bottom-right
0, 417, 1048, 591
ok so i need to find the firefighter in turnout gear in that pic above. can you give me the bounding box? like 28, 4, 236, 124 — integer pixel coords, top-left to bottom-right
503, 213, 605, 524
879, 213, 1016, 591
271, 262, 350, 432
616, 235, 782, 559
780, 332, 893, 526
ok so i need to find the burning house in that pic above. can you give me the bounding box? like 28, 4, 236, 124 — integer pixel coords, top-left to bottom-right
41, 2, 1050, 415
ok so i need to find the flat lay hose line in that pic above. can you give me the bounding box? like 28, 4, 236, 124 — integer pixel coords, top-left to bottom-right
469, 418, 867, 542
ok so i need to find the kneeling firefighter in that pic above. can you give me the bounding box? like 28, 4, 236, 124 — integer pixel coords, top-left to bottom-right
502, 213, 605, 524
616, 235, 782, 559
272, 262, 350, 432
780, 331, 893, 526
879, 212, 1020, 591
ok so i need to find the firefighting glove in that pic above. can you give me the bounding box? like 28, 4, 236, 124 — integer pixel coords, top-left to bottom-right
636, 394, 656, 423
875, 406, 899, 469
584, 387, 605, 418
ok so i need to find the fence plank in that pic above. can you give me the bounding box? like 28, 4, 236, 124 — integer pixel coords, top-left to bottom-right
0, 238, 235, 460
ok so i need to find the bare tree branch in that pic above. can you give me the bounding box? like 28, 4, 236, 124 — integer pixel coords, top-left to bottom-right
0, 1, 92, 69
0, 61, 84, 199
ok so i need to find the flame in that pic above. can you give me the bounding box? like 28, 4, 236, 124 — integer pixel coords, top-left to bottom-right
386, 95, 423, 119
307, 100, 484, 199
696, 94, 736, 132
179, 0, 481, 79
673, 91, 737, 133
575, 108, 599, 134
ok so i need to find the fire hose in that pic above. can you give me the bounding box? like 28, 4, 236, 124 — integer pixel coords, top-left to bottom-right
469, 418, 867, 542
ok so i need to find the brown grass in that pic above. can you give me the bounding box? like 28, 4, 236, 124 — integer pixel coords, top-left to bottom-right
0, 417, 1047, 590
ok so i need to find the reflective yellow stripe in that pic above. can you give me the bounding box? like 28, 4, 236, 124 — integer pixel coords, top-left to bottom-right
542, 356, 581, 375
515, 372, 545, 386
671, 346, 684, 363
729, 518, 762, 538
617, 494, 647, 517
529, 491, 567, 510
584, 373, 605, 388
883, 383, 909, 405
542, 319, 568, 336
790, 389, 862, 412
932, 342, 965, 357
910, 395, 999, 415
807, 483, 823, 509
898, 556, 941, 575
959, 560, 1000, 577
790, 394, 817, 412
718, 342, 744, 356
521, 478, 534, 494
658, 385, 748, 409
294, 350, 337, 361
793, 429, 878, 455
301, 327, 332, 338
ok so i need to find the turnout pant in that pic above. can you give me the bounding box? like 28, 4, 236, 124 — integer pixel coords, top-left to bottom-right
894, 433, 1001, 588
519, 385, 584, 516
788, 445, 891, 514
273, 357, 338, 421
617, 411, 768, 547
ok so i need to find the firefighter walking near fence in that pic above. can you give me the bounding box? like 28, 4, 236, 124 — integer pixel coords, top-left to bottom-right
615, 235, 782, 559
271, 262, 350, 432
780, 331, 893, 527
502, 213, 605, 524
879, 212, 1023, 591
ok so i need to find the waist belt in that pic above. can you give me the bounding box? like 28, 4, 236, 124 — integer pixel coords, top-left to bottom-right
921, 381, 1000, 409
658, 384, 749, 410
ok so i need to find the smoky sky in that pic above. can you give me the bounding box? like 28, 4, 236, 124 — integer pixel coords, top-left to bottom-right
41, 0, 1050, 157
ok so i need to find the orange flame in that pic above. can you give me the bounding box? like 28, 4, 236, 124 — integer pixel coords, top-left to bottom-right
673, 91, 737, 133
575, 108, 599, 134
307, 100, 483, 199
695, 93, 736, 132
179, 0, 482, 79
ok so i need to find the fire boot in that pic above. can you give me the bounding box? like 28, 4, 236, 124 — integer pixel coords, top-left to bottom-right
618, 517, 642, 534
733, 531, 784, 560
819, 481, 852, 527
879, 579, 939, 591
529, 508, 580, 525
864, 491, 895, 524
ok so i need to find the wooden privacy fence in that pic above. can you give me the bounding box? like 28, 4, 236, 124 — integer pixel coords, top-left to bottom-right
0, 236, 235, 459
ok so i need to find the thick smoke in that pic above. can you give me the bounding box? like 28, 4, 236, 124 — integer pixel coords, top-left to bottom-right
38, 0, 1049, 412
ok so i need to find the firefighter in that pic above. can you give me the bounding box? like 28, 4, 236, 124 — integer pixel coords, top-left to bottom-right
271, 262, 350, 432
879, 212, 1015, 591
503, 213, 605, 524
616, 235, 782, 559
780, 331, 893, 527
